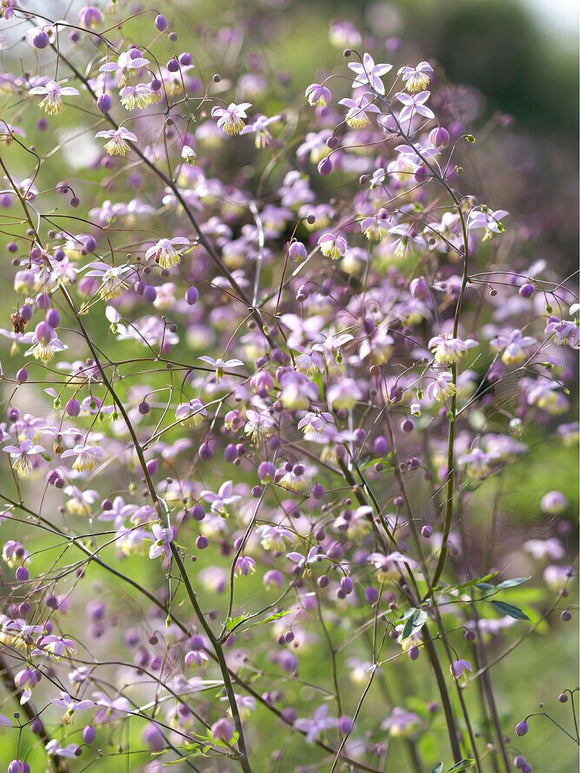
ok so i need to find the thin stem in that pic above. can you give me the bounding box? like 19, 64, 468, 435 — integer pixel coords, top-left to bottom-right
421, 626, 462, 763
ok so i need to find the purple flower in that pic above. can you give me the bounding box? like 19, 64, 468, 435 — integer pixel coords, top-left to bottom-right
348, 53, 392, 95
211, 102, 252, 135
3, 439, 46, 475
397, 90, 435, 123
540, 491, 568, 515
45, 740, 80, 758
95, 127, 138, 156
211, 717, 234, 743
144, 237, 191, 269
305, 83, 331, 107
398, 61, 434, 92
294, 704, 337, 743
450, 659, 472, 680
240, 114, 281, 148
29, 80, 79, 115
338, 94, 380, 128
148, 523, 176, 562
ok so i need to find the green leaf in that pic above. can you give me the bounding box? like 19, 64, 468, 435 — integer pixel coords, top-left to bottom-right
432, 764, 444, 773
244, 609, 292, 631
476, 582, 496, 591
402, 609, 428, 640
224, 613, 251, 631
496, 577, 530, 590
447, 759, 475, 771
490, 600, 530, 620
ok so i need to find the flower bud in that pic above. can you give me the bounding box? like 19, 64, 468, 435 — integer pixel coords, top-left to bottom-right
97, 93, 112, 113
515, 720, 528, 737
155, 14, 168, 31
32, 30, 50, 49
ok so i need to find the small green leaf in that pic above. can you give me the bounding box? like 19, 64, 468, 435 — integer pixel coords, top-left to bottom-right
465, 134, 476, 143
402, 609, 428, 640
490, 600, 530, 620
476, 582, 496, 592
447, 760, 475, 772
225, 613, 251, 631
496, 577, 530, 590
432, 764, 444, 773
244, 609, 292, 631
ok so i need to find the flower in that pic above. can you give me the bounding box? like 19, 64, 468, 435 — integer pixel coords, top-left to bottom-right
3, 439, 46, 475
211, 717, 234, 744
397, 90, 435, 123
84, 262, 135, 300
234, 556, 256, 576
45, 740, 80, 758
381, 706, 420, 736
338, 94, 380, 128
29, 80, 79, 115
398, 62, 434, 92
515, 720, 529, 737
144, 237, 190, 269
429, 334, 478, 364
119, 83, 160, 110
61, 444, 105, 473
148, 523, 176, 562
540, 491, 568, 515
294, 704, 337, 743
25, 321, 67, 362
318, 232, 347, 260
425, 371, 456, 402
211, 102, 252, 135
95, 127, 138, 156
200, 480, 241, 515
305, 83, 331, 107
98, 51, 150, 87
348, 53, 392, 95
240, 114, 281, 148
450, 659, 472, 680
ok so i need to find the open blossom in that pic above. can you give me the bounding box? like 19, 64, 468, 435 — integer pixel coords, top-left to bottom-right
45, 740, 81, 758
348, 52, 392, 95
99, 51, 150, 86
381, 706, 420, 737
84, 262, 135, 300
145, 237, 190, 269
318, 232, 347, 260
119, 83, 160, 110
25, 321, 66, 362
429, 334, 478, 364
305, 82, 332, 107
3, 439, 46, 475
397, 90, 435, 123
468, 207, 509, 236
450, 659, 472, 680
61, 444, 105, 473
240, 114, 281, 148
29, 80, 79, 115
211, 102, 252, 135
490, 329, 537, 365
95, 127, 137, 156
398, 61, 434, 92
425, 371, 456, 402
148, 523, 176, 562
294, 704, 338, 743
338, 94, 380, 128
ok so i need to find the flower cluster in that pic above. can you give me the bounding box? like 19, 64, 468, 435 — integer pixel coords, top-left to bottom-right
0, 4, 576, 773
